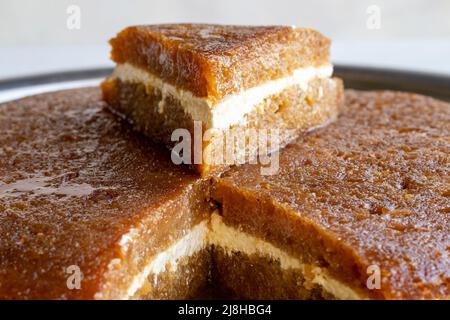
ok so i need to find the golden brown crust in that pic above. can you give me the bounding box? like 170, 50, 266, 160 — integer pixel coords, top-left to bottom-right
0, 88, 210, 299
213, 90, 450, 299
109, 24, 330, 101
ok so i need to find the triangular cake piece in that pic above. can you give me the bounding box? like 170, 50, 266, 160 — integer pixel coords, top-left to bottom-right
102, 24, 343, 176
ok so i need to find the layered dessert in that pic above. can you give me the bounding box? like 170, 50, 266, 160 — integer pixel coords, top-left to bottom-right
1, 88, 448, 299
102, 24, 343, 176
212, 90, 450, 299
0, 88, 212, 299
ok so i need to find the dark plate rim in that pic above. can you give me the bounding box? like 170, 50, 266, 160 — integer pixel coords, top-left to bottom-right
0, 65, 449, 101
335, 65, 450, 102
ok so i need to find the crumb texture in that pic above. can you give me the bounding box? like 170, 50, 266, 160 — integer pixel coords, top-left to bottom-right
213, 248, 335, 300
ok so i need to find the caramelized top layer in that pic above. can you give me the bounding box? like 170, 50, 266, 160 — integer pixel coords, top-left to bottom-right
110, 24, 330, 101
0, 88, 203, 299
217, 90, 450, 299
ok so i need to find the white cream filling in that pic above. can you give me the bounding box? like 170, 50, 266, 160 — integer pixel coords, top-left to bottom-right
124, 220, 209, 299
114, 214, 364, 300
111, 62, 333, 129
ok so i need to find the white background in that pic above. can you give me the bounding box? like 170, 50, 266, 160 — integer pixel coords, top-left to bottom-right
1, 0, 449, 79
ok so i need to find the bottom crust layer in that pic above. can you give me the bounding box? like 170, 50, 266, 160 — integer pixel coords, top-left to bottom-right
133, 249, 211, 300
101, 76, 343, 176
212, 247, 336, 300
208, 213, 366, 300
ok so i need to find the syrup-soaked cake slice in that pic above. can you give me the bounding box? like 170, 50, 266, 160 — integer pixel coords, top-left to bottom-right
212, 90, 450, 300
0, 88, 212, 299
102, 24, 343, 176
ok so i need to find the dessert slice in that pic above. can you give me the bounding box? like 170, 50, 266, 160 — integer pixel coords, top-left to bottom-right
0, 88, 212, 299
211, 90, 450, 299
102, 24, 343, 176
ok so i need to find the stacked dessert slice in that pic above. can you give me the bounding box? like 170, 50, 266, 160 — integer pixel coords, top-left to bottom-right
102, 24, 343, 176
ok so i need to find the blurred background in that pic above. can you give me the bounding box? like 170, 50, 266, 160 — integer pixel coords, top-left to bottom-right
1, 0, 449, 78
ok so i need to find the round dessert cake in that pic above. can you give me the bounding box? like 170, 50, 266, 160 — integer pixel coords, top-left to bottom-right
0, 88, 448, 299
